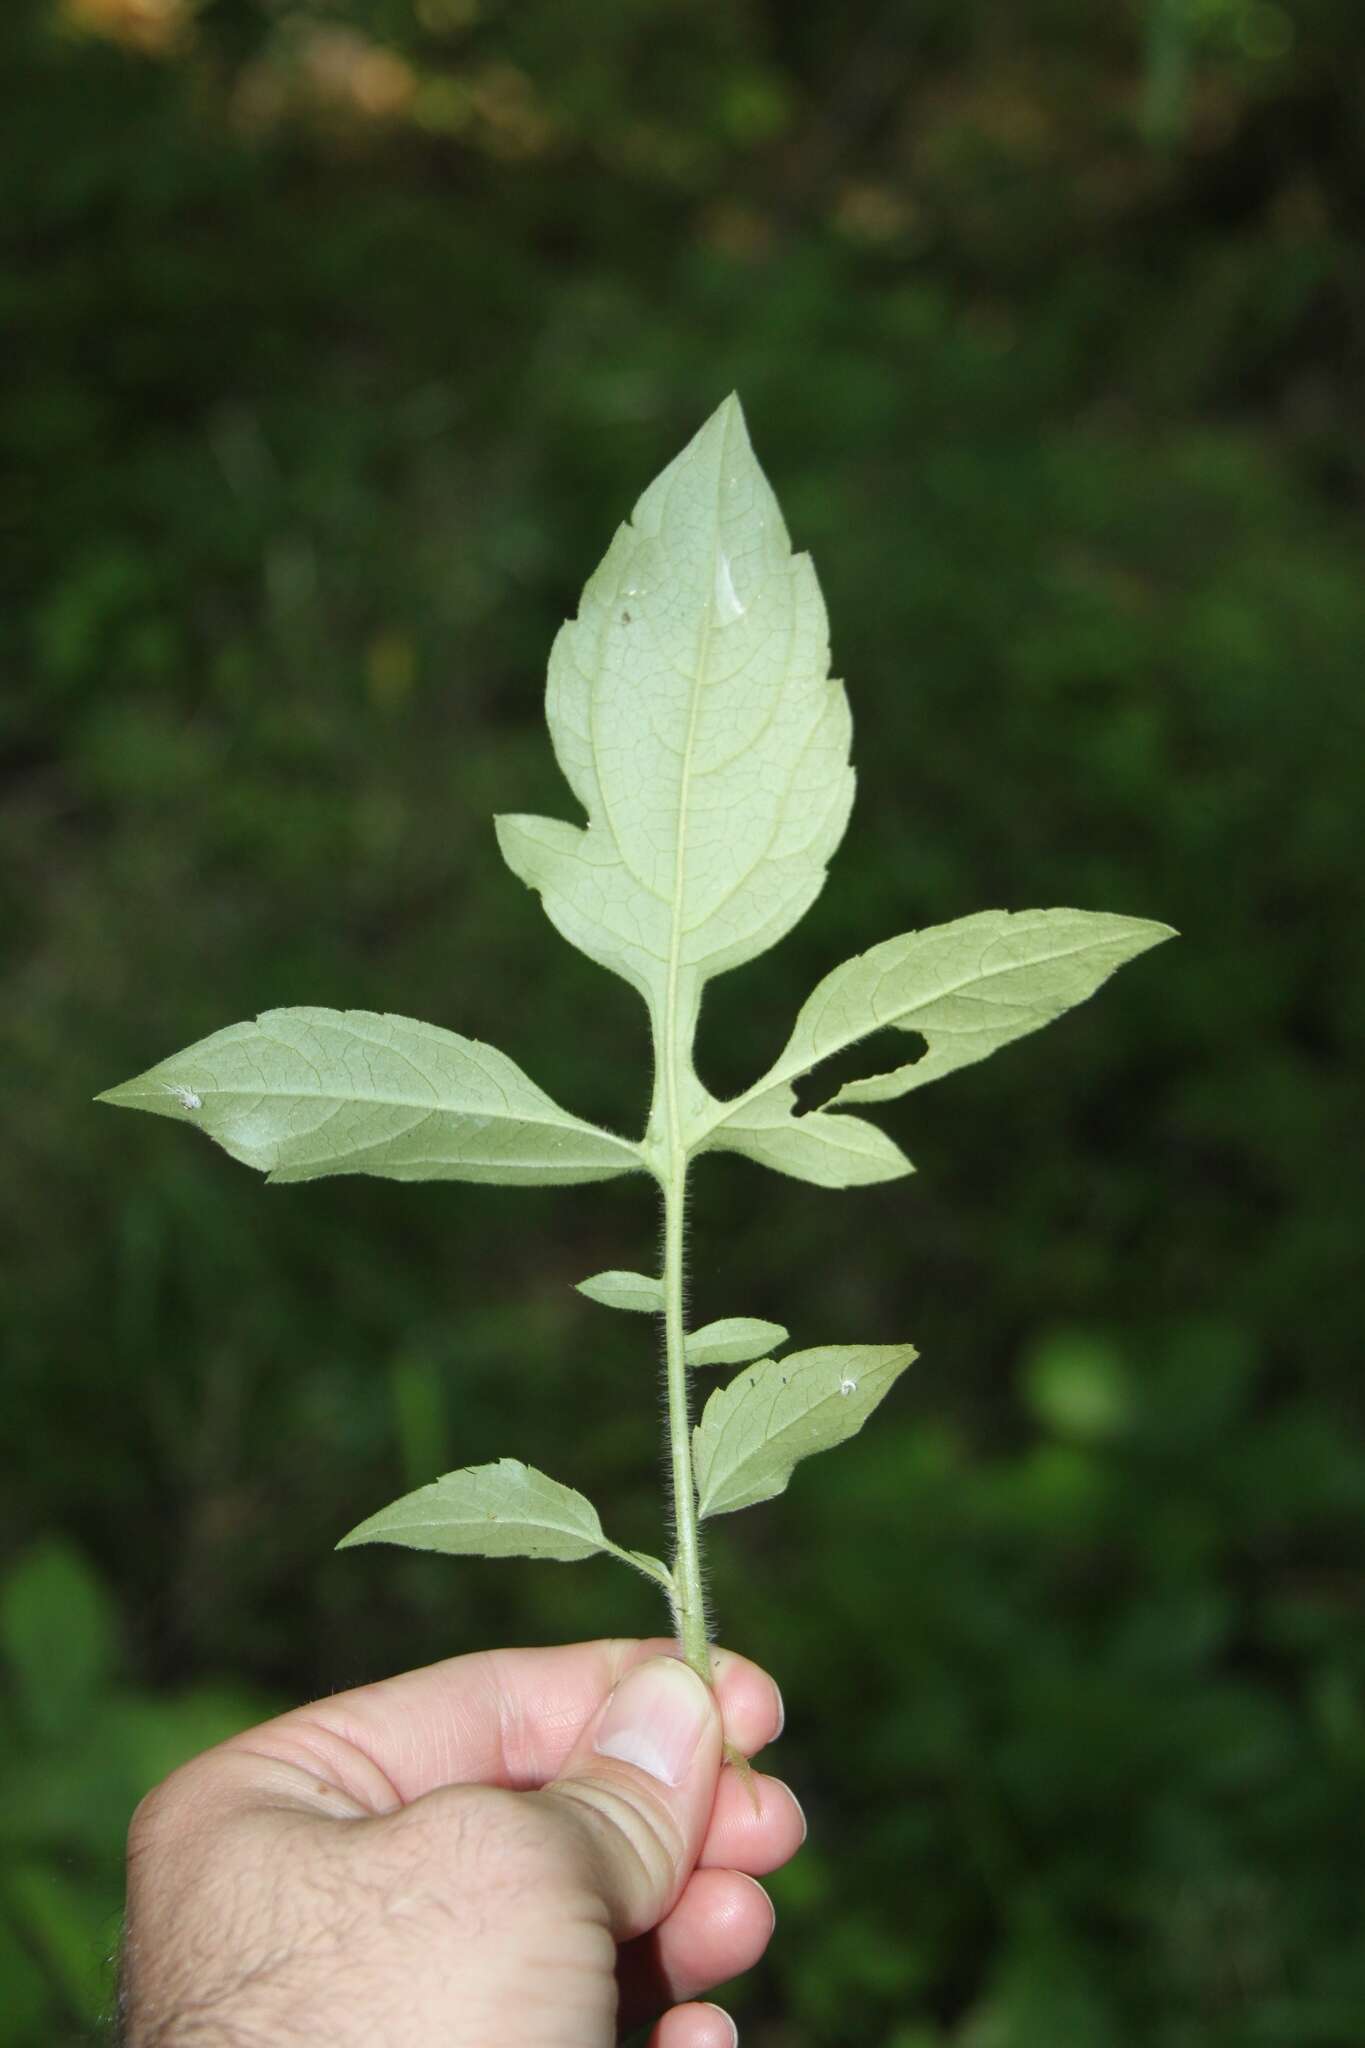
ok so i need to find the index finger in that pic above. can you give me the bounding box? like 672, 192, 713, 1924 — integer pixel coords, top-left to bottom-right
224, 1638, 782, 1810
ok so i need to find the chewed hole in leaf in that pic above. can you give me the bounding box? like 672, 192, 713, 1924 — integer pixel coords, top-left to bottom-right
791, 1029, 925, 1117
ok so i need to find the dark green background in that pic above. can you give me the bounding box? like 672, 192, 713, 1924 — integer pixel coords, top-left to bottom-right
3, 1, 1363, 2041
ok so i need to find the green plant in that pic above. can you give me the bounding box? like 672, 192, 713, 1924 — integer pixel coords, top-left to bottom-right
98, 397, 1171, 1684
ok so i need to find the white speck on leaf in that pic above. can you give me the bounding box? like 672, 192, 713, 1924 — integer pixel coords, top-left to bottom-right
713, 549, 746, 623
162, 1083, 202, 1112
839, 1375, 857, 1397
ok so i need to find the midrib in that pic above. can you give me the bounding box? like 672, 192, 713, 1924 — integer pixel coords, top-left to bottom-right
661, 553, 718, 1138
708, 928, 1140, 1132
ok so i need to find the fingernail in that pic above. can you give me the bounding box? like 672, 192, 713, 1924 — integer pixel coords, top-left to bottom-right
700, 2004, 738, 2047
594, 1657, 712, 1787
789, 1784, 808, 1844
772, 1681, 785, 1741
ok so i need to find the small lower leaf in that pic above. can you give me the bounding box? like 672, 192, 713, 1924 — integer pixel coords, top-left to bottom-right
576, 1270, 665, 1312
685, 1318, 790, 1368
694, 1344, 916, 1518
336, 1458, 670, 1587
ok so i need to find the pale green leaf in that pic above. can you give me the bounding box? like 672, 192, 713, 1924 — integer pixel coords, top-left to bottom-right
702, 1089, 913, 1188
702, 910, 1174, 1166
694, 1344, 916, 1518
97, 1008, 641, 1187
576, 1269, 665, 1312
336, 1458, 671, 1588
495, 394, 854, 1042
685, 1317, 789, 1368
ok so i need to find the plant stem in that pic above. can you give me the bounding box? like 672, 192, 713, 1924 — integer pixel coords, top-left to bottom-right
662, 1157, 710, 1681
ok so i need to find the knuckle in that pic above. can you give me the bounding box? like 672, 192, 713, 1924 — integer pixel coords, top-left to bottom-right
376, 1784, 579, 1925
550, 1774, 682, 1909
125, 1760, 199, 1860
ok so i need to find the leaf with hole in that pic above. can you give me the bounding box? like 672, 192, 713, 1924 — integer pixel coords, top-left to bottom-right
700, 909, 1173, 1180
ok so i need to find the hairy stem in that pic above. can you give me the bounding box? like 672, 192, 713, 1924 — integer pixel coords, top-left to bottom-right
662, 1158, 710, 1680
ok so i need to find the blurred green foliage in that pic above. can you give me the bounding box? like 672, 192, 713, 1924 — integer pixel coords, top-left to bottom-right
0, 1543, 273, 2037
3, 0, 1363, 2041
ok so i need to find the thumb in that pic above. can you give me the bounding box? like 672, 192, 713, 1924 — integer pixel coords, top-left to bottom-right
537, 1653, 723, 1940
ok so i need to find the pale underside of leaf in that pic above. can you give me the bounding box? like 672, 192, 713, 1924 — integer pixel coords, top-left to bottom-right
693, 1344, 916, 1518
699, 909, 1174, 1182
96, 1008, 642, 1187
336, 1459, 670, 1588
701, 1088, 913, 1189
495, 394, 855, 1038
576, 1269, 666, 1312
684, 1317, 790, 1368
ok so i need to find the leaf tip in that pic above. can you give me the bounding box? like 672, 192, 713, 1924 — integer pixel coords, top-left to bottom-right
1112, 913, 1179, 953
94, 1076, 149, 1110
1108, 914, 1179, 969
693, 389, 753, 463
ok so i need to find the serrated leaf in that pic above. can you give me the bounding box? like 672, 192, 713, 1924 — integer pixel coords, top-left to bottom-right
702, 910, 1174, 1168
336, 1458, 671, 1588
685, 1317, 789, 1368
693, 1345, 916, 1518
495, 394, 854, 1042
576, 1269, 665, 1312
97, 1008, 642, 1187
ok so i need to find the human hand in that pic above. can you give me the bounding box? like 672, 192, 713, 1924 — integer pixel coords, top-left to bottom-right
120, 1637, 802, 2047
